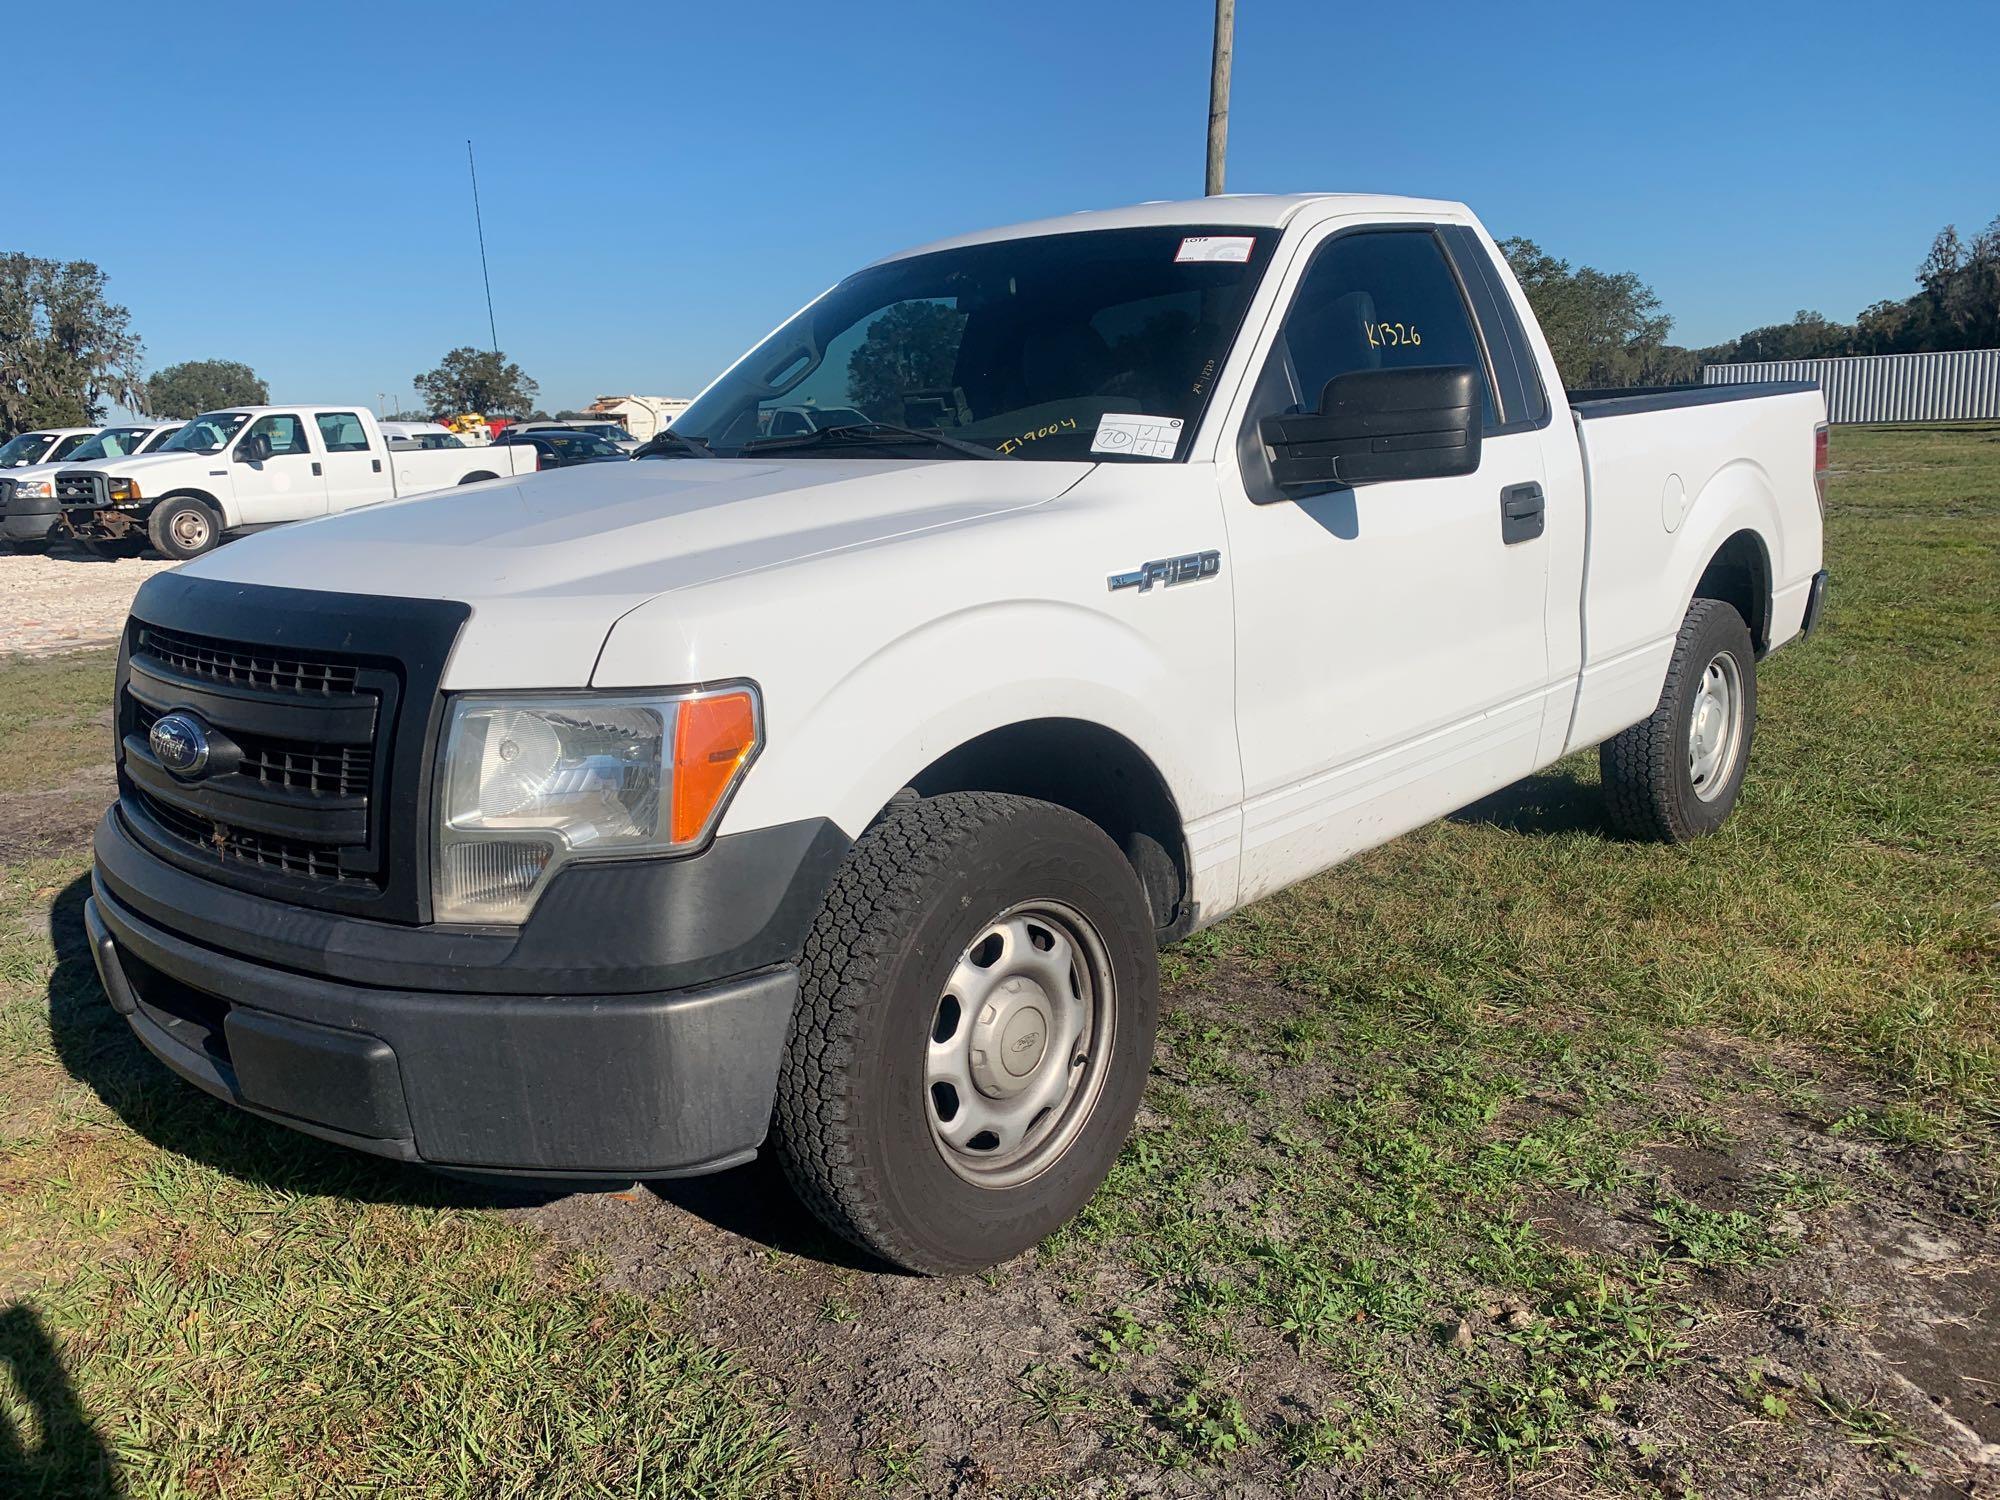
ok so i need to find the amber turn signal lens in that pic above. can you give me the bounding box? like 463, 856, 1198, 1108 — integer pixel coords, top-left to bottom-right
671, 690, 760, 844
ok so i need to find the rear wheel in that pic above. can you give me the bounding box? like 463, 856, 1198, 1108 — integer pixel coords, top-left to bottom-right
147, 497, 223, 559
772, 791, 1159, 1274
1600, 598, 1757, 841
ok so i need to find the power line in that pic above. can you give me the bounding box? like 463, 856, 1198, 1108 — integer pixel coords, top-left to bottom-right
467, 138, 498, 352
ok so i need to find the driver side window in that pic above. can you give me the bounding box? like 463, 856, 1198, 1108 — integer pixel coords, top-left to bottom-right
244, 414, 312, 457
1253, 229, 1497, 430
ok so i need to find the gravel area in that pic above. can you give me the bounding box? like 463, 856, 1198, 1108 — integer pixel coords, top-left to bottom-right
1, 546, 180, 656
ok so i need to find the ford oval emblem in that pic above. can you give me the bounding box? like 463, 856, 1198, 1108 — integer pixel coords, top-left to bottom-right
149, 712, 211, 778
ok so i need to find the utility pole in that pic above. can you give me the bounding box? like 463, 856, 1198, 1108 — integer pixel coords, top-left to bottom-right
1206, 0, 1234, 196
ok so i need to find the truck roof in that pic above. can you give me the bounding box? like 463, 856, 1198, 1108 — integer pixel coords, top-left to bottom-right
193, 405, 374, 418
877, 193, 1473, 264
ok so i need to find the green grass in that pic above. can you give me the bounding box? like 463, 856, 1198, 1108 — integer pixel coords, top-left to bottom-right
1, 424, 1996, 1495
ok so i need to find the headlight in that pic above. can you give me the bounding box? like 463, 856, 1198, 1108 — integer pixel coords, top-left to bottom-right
433, 685, 762, 923
11, 478, 52, 499
106, 477, 141, 502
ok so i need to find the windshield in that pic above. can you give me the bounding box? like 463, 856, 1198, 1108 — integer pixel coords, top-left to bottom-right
542, 433, 624, 460
67, 427, 150, 462
157, 412, 251, 454
674, 226, 1277, 461
0, 433, 56, 468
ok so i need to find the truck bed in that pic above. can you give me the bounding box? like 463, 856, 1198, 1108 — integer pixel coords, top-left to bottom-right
1561, 380, 1826, 755
1566, 380, 1817, 417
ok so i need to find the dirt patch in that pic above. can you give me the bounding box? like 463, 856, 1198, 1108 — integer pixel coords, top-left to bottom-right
0, 767, 112, 862
518, 973, 2000, 1498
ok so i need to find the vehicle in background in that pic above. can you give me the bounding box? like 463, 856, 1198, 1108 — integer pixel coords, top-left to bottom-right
490, 428, 631, 468
584, 395, 691, 440
87, 194, 1828, 1274
380, 421, 466, 451
1, 423, 183, 550
510, 419, 640, 453
0, 427, 100, 472
55, 406, 536, 559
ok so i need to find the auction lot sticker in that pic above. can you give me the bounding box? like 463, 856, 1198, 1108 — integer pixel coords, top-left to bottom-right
1091, 414, 1184, 459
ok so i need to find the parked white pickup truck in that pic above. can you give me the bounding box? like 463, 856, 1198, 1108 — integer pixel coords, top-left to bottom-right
56, 405, 538, 558
0, 422, 182, 550
87, 194, 1827, 1273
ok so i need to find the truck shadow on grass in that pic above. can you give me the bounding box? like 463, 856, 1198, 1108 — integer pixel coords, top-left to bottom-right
1449, 764, 1614, 838
0, 1304, 123, 1498
41, 875, 558, 1216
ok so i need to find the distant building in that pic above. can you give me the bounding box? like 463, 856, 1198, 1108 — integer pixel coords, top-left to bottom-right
586, 395, 693, 440
1703, 348, 2000, 424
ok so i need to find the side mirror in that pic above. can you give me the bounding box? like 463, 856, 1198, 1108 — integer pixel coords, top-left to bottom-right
1258, 365, 1481, 490
235, 433, 272, 464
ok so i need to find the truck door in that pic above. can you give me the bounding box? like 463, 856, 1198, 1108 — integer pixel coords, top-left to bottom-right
314, 411, 386, 512
229, 413, 328, 523
1218, 223, 1553, 903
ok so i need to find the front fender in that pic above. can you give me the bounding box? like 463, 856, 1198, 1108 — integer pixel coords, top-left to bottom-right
717, 596, 1236, 848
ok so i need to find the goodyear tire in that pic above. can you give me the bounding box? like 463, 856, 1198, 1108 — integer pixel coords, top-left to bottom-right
772, 791, 1159, 1274
1600, 598, 1758, 842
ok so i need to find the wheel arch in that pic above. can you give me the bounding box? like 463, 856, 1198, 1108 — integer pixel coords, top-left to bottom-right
1690, 527, 1774, 656
900, 717, 1192, 938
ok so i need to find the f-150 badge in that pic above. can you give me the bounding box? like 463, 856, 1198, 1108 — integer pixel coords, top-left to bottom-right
1108, 550, 1222, 593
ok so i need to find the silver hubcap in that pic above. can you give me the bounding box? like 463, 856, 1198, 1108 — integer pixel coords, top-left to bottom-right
1688, 651, 1744, 801
172, 510, 211, 549
926, 900, 1115, 1189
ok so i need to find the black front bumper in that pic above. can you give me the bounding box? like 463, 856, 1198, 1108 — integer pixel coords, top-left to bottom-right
89, 807, 842, 1179
1, 492, 59, 543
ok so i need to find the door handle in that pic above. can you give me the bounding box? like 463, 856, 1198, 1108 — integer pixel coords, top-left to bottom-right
1499, 482, 1544, 545
311, 461, 323, 477
371, 459, 381, 473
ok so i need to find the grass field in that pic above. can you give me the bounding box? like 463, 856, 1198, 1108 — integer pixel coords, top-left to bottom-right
1, 425, 1995, 1497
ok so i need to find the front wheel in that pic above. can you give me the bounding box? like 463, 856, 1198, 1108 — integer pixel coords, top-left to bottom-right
772, 792, 1160, 1274
1600, 598, 1757, 841
147, 497, 223, 559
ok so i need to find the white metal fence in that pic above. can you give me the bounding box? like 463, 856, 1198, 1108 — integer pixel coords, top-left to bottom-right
1703, 348, 2000, 424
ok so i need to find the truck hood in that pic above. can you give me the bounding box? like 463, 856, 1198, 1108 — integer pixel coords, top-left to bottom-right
178, 457, 1091, 688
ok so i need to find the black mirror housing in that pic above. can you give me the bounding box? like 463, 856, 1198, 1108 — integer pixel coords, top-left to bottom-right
236, 433, 272, 464
1259, 365, 1481, 490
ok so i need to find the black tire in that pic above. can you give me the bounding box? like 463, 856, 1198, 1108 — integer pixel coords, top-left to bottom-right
147, 496, 223, 559
1600, 598, 1757, 842
458, 470, 498, 484
772, 791, 1160, 1274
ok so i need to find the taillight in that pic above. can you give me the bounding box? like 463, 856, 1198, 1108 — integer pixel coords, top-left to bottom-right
1813, 422, 1830, 515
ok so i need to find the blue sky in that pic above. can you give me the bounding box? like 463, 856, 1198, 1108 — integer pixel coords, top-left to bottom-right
18, 0, 1997, 414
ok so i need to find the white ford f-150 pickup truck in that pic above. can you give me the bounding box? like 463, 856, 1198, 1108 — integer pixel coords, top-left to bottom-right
87, 194, 1828, 1273
56, 405, 537, 558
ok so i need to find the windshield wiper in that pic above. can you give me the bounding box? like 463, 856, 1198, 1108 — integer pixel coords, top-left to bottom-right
631, 430, 715, 459
743, 421, 1008, 461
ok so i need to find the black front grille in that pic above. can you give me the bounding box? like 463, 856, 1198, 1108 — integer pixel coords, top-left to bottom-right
55, 471, 102, 506
132, 700, 373, 799
137, 790, 352, 883
121, 623, 390, 894
238, 738, 374, 798
0, 479, 14, 512
137, 625, 362, 696
115, 578, 468, 923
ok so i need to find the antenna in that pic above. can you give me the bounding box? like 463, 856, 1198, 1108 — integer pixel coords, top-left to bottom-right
467, 139, 499, 352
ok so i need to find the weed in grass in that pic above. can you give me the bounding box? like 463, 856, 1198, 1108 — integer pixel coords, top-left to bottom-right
1650, 1195, 1789, 1269
1151, 1381, 1257, 1465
